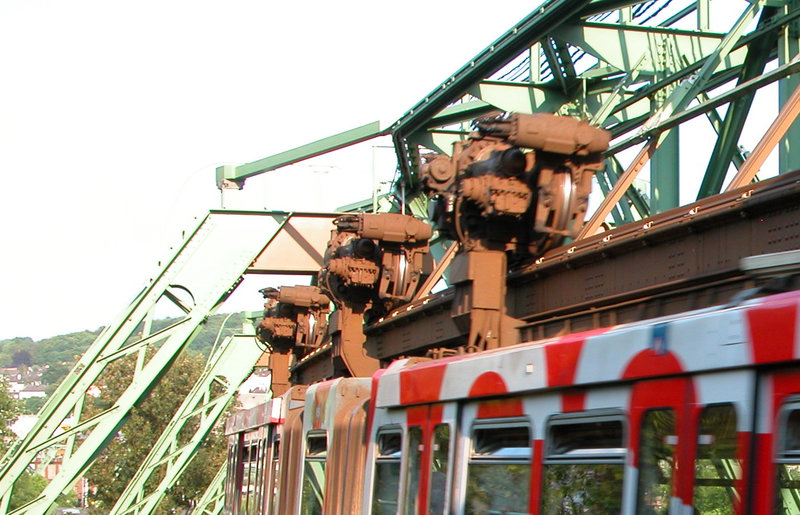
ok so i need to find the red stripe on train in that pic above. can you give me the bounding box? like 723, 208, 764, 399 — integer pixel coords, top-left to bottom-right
746, 299, 798, 364
545, 327, 610, 387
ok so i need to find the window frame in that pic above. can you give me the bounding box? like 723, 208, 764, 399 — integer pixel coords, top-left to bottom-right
299, 430, 328, 515
775, 398, 800, 512
544, 410, 628, 465
541, 410, 627, 514
428, 422, 453, 515
462, 417, 533, 515
469, 418, 532, 464
371, 425, 404, 515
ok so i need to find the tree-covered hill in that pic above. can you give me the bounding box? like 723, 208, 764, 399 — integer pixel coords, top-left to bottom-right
0, 311, 253, 376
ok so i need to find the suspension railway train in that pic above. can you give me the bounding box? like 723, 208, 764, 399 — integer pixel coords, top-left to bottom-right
222, 112, 800, 514
224, 286, 800, 514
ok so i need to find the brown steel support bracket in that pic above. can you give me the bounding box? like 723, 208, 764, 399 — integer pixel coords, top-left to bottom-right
329, 307, 379, 377
449, 250, 521, 351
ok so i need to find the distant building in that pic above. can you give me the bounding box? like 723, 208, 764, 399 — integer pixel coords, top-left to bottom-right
18, 384, 47, 400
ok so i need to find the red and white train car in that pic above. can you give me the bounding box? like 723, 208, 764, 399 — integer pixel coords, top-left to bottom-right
226, 289, 800, 514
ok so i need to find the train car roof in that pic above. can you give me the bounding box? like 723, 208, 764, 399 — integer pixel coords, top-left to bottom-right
375, 288, 800, 409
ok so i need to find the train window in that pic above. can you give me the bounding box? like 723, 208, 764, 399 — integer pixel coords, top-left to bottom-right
465, 422, 531, 515
300, 433, 327, 515
636, 409, 676, 514
225, 438, 240, 513
404, 426, 423, 515
693, 404, 740, 514
776, 404, 800, 512
270, 438, 280, 515
429, 424, 450, 515
241, 441, 258, 514
372, 429, 402, 515
542, 414, 626, 513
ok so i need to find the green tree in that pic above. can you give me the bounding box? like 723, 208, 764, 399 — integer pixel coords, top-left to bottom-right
22, 396, 46, 415
0, 377, 21, 449
84, 349, 229, 513
0, 377, 49, 510
12, 349, 32, 367
8, 470, 48, 511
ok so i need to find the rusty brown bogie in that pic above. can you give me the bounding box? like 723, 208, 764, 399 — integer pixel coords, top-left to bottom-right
420, 112, 609, 260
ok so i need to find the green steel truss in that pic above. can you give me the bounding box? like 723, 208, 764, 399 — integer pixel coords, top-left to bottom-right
6, 1, 800, 513
0, 211, 333, 513
108, 331, 266, 515
388, 0, 800, 220
192, 463, 227, 515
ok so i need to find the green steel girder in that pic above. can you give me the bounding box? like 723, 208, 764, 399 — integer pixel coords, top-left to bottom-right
408, 131, 465, 157
392, 0, 588, 132
637, 1, 764, 140
193, 463, 227, 515
578, 6, 800, 132
542, 38, 574, 95
778, 0, 800, 172
698, 90, 747, 171
551, 22, 744, 77
698, 6, 780, 199
469, 81, 566, 116
110, 332, 266, 515
392, 0, 589, 175
216, 121, 385, 188
424, 98, 497, 128
390, 1, 800, 191
577, 0, 652, 17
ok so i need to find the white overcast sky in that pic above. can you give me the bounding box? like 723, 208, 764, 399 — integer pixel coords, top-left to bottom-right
0, 1, 541, 340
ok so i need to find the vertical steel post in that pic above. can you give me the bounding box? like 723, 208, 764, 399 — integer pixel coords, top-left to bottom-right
779, 0, 800, 173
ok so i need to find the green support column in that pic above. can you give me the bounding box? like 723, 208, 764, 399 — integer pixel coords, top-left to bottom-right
651, 127, 680, 213
779, 0, 800, 173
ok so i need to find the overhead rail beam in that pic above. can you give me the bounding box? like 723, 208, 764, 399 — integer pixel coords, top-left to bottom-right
216, 121, 384, 188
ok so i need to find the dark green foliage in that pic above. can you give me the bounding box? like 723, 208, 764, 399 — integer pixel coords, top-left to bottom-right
542, 464, 625, 513
22, 396, 45, 415
8, 470, 48, 511
0, 311, 249, 389
0, 331, 100, 369
0, 379, 42, 510
0, 312, 248, 510
83, 348, 229, 513
0, 377, 21, 448
465, 463, 530, 514
12, 349, 32, 367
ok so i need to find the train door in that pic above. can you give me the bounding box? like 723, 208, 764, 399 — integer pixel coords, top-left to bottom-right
401, 403, 457, 515
630, 369, 754, 515
629, 375, 693, 514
